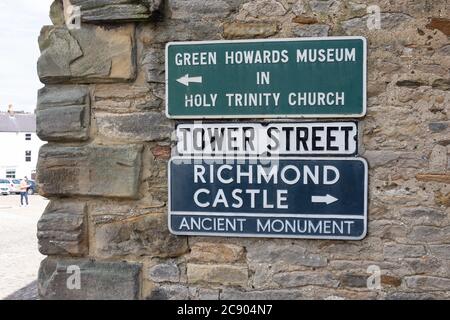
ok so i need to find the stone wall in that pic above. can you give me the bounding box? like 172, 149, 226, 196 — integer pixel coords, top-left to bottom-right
36, 0, 449, 300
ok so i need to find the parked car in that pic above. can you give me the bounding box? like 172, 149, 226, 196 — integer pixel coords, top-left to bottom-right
0, 179, 11, 195
7, 179, 22, 194
27, 180, 37, 195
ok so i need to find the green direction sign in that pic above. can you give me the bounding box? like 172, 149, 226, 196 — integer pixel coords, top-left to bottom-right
165, 37, 366, 119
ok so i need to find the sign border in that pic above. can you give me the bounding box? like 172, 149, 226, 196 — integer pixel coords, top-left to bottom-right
175, 121, 359, 157
168, 156, 368, 240
165, 36, 367, 119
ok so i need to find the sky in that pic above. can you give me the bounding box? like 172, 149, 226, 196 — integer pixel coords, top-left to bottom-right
0, 0, 53, 113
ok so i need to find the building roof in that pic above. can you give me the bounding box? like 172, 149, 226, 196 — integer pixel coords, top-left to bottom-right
0, 113, 36, 133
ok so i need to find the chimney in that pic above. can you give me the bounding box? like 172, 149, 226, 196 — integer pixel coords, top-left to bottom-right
7, 104, 15, 117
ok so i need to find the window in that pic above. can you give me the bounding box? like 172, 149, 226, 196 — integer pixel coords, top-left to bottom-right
6, 170, 16, 178
25, 134, 31, 141
25, 151, 31, 162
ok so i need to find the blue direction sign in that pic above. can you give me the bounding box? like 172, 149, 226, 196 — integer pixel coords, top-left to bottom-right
169, 157, 368, 240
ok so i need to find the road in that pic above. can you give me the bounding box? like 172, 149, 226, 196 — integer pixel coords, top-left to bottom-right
0, 195, 49, 299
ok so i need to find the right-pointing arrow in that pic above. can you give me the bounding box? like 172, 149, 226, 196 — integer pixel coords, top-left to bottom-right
311, 194, 338, 205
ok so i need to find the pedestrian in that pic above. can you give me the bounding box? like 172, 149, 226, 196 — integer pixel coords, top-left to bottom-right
19, 177, 30, 207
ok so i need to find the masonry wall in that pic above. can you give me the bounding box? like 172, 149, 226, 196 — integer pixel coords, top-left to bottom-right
36, 0, 449, 300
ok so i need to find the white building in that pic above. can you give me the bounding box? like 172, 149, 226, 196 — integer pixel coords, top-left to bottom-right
0, 111, 45, 180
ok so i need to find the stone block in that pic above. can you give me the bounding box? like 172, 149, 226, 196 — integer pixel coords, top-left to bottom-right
70, 0, 163, 22
408, 226, 450, 243
147, 284, 189, 300
339, 274, 367, 288
223, 22, 278, 39
383, 243, 426, 259
93, 84, 160, 112
432, 79, 450, 91
426, 17, 450, 36
405, 276, 450, 291
149, 262, 180, 283
140, 20, 221, 44
342, 13, 412, 34
50, 0, 65, 26
364, 150, 426, 169
188, 242, 245, 263
37, 200, 87, 256
169, 0, 242, 19
292, 24, 330, 37
246, 242, 327, 267
273, 271, 340, 288
93, 212, 188, 258
95, 112, 173, 142
37, 85, 90, 141
38, 24, 135, 84
220, 288, 306, 300
142, 46, 165, 84
435, 192, 450, 207
428, 145, 448, 173
241, 0, 287, 18
309, 0, 340, 13
37, 144, 143, 198
415, 173, 450, 184
38, 257, 141, 300
429, 245, 450, 260
428, 122, 449, 133
187, 264, 248, 287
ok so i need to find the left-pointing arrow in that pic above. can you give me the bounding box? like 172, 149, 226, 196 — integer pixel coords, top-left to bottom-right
311, 194, 338, 205
177, 74, 203, 86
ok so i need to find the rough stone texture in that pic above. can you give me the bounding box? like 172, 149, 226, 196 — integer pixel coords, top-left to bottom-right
36, 0, 450, 300
4, 281, 39, 301
147, 284, 190, 300
405, 276, 450, 291
273, 271, 340, 288
50, 0, 65, 26
92, 211, 188, 258
429, 122, 448, 133
188, 242, 245, 263
342, 13, 413, 34
432, 79, 450, 91
383, 243, 426, 259
428, 145, 448, 173
38, 24, 135, 84
246, 242, 327, 267
220, 288, 307, 300
187, 264, 248, 287
292, 24, 330, 37
93, 84, 161, 112
309, 0, 340, 14
426, 17, 450, 36
415, 174, 450, 184
37, 144, 143, 198
36, 85, 90, 141
69, 0, 164, 22
169, 0, 243, 20
223, 22, 278, 39
95, 112, 173, 142
37, 200, 87, 256
149, 262, 180, 283
408, 226, 450, 243
241, 0, 287, 18
339, 274, 368, 288
38, 257, 141, 300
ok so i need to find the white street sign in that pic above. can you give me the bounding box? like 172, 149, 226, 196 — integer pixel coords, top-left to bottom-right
176, 122, 358, 156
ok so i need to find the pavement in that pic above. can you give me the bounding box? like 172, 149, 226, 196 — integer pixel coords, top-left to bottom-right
0, 195, 49, 300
